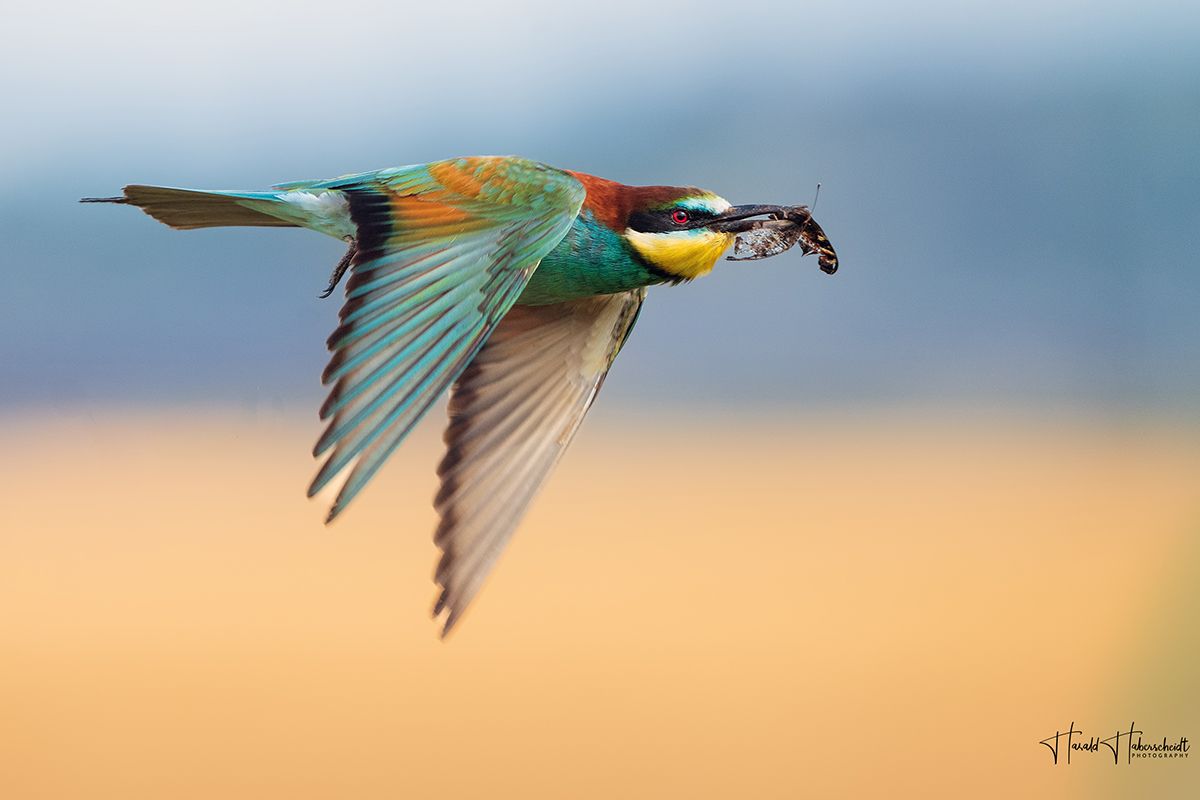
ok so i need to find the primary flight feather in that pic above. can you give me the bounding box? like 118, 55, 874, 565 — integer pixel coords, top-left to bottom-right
84, 155, 838, 635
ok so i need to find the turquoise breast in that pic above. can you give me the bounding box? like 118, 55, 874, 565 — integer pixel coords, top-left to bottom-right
516, 211, 663, 305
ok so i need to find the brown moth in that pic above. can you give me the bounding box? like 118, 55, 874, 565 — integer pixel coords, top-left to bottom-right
726, 205, 838, 274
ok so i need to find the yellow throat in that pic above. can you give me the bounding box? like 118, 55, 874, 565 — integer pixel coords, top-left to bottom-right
624, 228, 735, 281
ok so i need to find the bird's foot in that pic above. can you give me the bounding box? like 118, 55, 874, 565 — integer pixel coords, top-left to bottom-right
319, 238, 357, 299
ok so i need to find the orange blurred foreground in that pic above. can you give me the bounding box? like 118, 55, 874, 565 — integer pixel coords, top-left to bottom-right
1, 408, 1197, 798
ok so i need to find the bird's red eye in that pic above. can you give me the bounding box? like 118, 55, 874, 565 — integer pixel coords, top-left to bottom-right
671, 209, 690, 225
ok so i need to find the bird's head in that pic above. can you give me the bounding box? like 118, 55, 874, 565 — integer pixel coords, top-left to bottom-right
621, 190, 739, 281
571, 172, 825, 282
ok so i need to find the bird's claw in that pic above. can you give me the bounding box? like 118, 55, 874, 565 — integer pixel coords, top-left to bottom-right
319, 238, 357, 299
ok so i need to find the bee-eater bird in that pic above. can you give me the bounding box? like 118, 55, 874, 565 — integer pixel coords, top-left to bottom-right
84, 155, 838, 635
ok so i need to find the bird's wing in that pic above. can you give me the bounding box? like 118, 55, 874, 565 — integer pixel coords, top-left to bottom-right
432, 288, 646, 633
306, 157, 586, 520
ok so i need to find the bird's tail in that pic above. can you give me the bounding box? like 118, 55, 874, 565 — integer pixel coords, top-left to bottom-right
81, 186, 299, 230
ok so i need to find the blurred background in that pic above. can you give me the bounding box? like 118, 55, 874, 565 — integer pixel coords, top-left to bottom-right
1, 1, 1197, 798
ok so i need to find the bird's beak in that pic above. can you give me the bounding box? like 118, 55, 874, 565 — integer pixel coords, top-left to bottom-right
706, 205, 794, 234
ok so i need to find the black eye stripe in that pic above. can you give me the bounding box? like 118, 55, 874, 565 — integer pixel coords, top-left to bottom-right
628, 206, 717, 233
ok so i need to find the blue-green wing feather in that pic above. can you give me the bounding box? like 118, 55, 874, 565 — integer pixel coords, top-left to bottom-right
306, 157, 586, 521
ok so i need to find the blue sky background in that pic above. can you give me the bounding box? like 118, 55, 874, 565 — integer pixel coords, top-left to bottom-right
2, 0, 1197, 414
